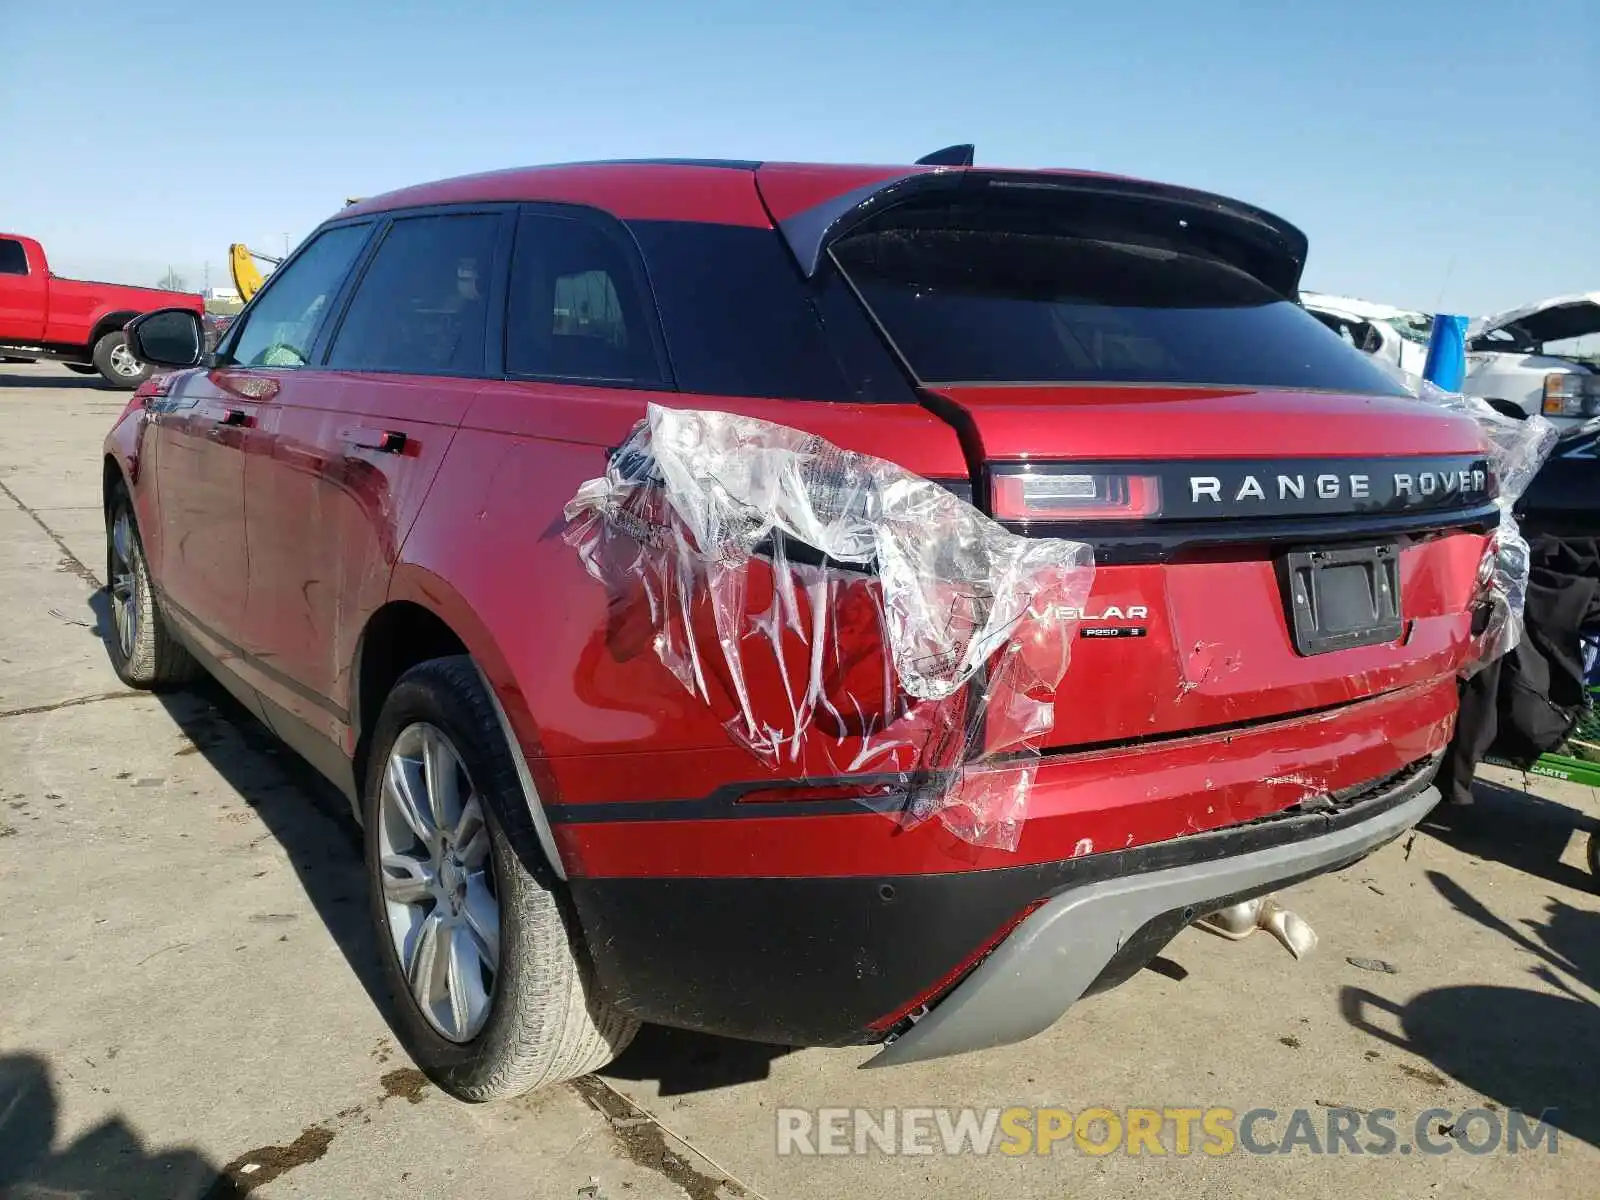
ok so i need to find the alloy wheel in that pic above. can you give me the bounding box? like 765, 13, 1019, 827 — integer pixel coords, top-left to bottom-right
377, 722, 500, 1042
109, 510, 140, 659
108, 342, 143, 377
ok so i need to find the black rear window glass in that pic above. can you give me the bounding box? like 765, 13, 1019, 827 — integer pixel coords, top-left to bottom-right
832, 226, 1410, 395
507, 212, 666, 385
626, 221, 915, 404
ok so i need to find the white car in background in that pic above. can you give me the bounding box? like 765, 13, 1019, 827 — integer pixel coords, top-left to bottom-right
1304, 290, 1600, 429
1301, 292, 1432, 377
1465, 292, 1600, 428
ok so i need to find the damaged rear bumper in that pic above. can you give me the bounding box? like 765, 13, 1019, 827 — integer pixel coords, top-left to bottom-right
566, 754, 1439, 1058
867, 758, 1438, 1066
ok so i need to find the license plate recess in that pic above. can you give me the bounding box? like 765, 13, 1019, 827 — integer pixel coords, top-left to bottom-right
1282, 543, 1402, 656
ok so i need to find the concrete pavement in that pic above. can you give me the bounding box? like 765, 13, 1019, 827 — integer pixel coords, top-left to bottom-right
2, 362, 1596, 1198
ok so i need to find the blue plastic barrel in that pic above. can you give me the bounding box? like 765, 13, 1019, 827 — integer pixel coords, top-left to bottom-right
1423, 313, 1469, 392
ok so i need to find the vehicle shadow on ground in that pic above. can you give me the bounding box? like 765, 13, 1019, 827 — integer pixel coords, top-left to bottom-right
92, 592, 396, 1027
0, 1052, 241, 1199
0, 371, 111, 390
1418, 777, 1598, 892
87, 575, 391, 1028
167, 673, 806, 1099
601, 1025, 798, 1097
1339, 869, 1600, 1150
82, 587, 803, 1099
157, 679, 393, 1016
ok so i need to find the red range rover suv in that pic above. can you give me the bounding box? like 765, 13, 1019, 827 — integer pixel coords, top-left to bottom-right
106, 155, 1497, 1101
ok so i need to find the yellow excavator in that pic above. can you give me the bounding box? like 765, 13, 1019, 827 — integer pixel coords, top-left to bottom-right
228, 243, 280, 304
228, 204, 364, 302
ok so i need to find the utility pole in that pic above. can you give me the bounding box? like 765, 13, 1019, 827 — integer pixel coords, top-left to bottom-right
283, 232, 291, 257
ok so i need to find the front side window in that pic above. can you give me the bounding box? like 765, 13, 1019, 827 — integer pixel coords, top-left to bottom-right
224, 224, 369, 368
506, 213, 663, 384
0, 238, 28, 275
833, 219, 1411, 395
326, 213, 502, 375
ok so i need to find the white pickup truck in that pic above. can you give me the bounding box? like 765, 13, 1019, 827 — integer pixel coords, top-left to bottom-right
1464, 292, 1600, 428
1303, 290, 1600, 429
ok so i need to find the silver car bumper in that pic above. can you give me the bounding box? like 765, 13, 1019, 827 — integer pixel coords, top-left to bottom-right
866, 768, 1439, 1068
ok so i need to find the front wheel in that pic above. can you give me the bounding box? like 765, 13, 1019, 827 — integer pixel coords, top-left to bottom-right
364, 656, 638, 1101
104, 486, 201, 687
92, 331, 153, 389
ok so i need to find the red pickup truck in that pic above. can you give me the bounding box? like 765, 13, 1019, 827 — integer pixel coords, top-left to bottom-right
0, 233, 205, 388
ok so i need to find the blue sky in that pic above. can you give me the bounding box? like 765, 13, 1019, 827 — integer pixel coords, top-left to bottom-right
3, 0, 1595, 317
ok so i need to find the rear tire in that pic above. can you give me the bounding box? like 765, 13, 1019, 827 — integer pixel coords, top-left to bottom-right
104, 485, 201, 687
364, 656, 638, 1101
92, 331, 152, 389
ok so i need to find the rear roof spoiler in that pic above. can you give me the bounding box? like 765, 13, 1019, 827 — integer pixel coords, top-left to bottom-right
763, 167, 1310, 297
914, 144, 976, 167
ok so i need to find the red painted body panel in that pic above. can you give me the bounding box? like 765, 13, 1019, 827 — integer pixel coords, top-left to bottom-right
236, 370, 475, 747
391, 378, 1482, 886
556, 677, 1459, 878
341, 164, 773, 227
104, 391, 156, 533
926, 382, 1485, 752
151, 371, 254, 662
1051, 536, 1482, 746
0, 237, 48, 341
336, 161, 1133, 230
0, 234, 202, 351
396, 386, 971, 766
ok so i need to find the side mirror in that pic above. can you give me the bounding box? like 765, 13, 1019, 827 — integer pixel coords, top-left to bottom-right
126, 308, 204, 369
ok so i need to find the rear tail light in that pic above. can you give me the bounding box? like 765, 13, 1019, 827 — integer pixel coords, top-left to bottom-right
991, 467, 1162, 521
1542, 372, 1600, 417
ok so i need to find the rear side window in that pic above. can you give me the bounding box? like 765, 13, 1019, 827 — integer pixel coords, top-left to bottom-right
506, 212, 664, 385
0, 238, 28, 275
833, 224, 1411, 395
225, 224, 368, 369
627, 221, 915, 403
327, 213, 502, 375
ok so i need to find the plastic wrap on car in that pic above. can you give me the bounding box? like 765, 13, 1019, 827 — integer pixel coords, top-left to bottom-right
563, 404, 1095, 850
1383, 367, 1558, 670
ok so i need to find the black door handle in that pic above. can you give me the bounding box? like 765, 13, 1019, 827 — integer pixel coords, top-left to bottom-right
207, 408, 253, 439
342, 428, 408, 454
